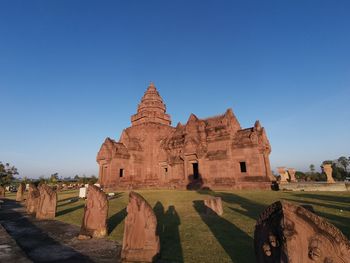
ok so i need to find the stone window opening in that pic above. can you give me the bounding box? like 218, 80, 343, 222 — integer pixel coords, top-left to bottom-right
164, 167, 168, 176
119, 168, 124, 178
240, 162, 247, 173
192, 163, 199, 179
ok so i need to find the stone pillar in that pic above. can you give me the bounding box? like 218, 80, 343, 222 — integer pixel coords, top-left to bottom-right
0, 185, 5, 198
277, 167, 289, 183
36, 184, 57, 220
16, 182, 26, 202
322, 164, 335, 183
79, 185, 108, 239
122, 191, 160, 262
26, 184, 40, 214
287, 168, 297, 182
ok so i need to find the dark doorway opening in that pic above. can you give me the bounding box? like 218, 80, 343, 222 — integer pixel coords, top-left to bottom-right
192, 163, 199, 179
119, 168, 124, 178
239, 162, 247, 173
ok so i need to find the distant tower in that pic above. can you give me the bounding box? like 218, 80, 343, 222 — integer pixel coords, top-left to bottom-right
131, 82, 171, 126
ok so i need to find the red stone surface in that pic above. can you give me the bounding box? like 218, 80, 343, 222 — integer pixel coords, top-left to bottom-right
79, 185, 108, 238
26, 184, 40, 214
97, 83, 273, 190
254, 201, 350, 262
16, 182, 25, 202
204, 197, 223, 216
0, 186, 5, 198
36, 184, 57, 220
122, 191, 160, 262
287, 168, 297, 182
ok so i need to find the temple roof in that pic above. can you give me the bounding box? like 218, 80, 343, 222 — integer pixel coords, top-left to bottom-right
131, 82, 171, 126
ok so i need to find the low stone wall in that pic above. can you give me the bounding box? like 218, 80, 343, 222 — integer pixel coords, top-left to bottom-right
280, 182, 348, 192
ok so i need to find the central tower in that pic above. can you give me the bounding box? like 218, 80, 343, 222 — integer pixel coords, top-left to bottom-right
131, 82, 171, 126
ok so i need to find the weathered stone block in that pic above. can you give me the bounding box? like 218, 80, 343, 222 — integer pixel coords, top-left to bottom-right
121, 191, 160, 262
36, 184, 57, 220
79, 185, 108, 239
16, 182, 25, 202
254, 201, 350, 262
26, 184, 40, 214
204, 197, 223, 216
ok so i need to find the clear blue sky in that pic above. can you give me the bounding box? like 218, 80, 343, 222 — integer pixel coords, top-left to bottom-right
1, 1, 349, 178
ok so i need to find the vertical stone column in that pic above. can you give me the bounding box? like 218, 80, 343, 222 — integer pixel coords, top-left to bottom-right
287, 168, 297, 182
277, 167, 289, 183
16, 182, 26, 202
322, 164, 335, 183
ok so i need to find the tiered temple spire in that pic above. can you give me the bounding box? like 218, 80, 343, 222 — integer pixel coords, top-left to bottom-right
131, 82, 171, 126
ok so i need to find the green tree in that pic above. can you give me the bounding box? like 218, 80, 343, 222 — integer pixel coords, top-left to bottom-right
309, 164, 315, 174
50, 173, 59, 184
0, 162, 18, 186
338, 156, 349, 173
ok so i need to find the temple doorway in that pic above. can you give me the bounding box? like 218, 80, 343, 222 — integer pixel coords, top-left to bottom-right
192, 163, 199, 179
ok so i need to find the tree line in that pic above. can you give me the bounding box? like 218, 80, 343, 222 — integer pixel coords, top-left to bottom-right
295, 156, 350, 182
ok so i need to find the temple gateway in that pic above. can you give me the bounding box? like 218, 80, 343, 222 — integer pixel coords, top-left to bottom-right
97, 83, 273, 190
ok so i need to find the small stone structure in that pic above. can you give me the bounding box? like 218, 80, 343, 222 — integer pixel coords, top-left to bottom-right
204, 197, 223, 215
122, 191, 160, 262
322, 164, 335, 183
79, 185, 108, 239
26, 184, 40, 214
16, 182, 26, 202
287, 168, 296, 182
36, 184, 57, 219
0, 185, 5, 198
254, 201, 350, 262
277, 167, 289, 183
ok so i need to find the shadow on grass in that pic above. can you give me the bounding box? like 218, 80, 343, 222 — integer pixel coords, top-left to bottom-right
281, 197, 349, 212
154, 201, 183, 263
58, 196, 78, 203
57, 198, 79, 208
108, 207, 127, 234
193, 200, 254, 263
290, 193, 350, 204
56, 204, 85, 217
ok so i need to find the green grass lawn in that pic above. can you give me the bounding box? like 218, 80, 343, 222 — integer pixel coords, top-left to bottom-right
5, 190, 350, 263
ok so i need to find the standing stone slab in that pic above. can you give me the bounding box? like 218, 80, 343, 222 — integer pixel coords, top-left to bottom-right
204, 197, 223, 216
79, 185, 108, 239
36, 184, 57, 219
0, 185, 5, 198
26, 183, 40, 214
122, 191, 160, 262
16, 182, 26, 202
254, 201, 350, 263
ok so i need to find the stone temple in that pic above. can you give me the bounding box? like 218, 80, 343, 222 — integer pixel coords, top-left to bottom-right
97, 83, 273, 190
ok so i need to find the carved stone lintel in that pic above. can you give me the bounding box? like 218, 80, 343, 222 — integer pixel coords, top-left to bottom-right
254, 201, 350, 262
